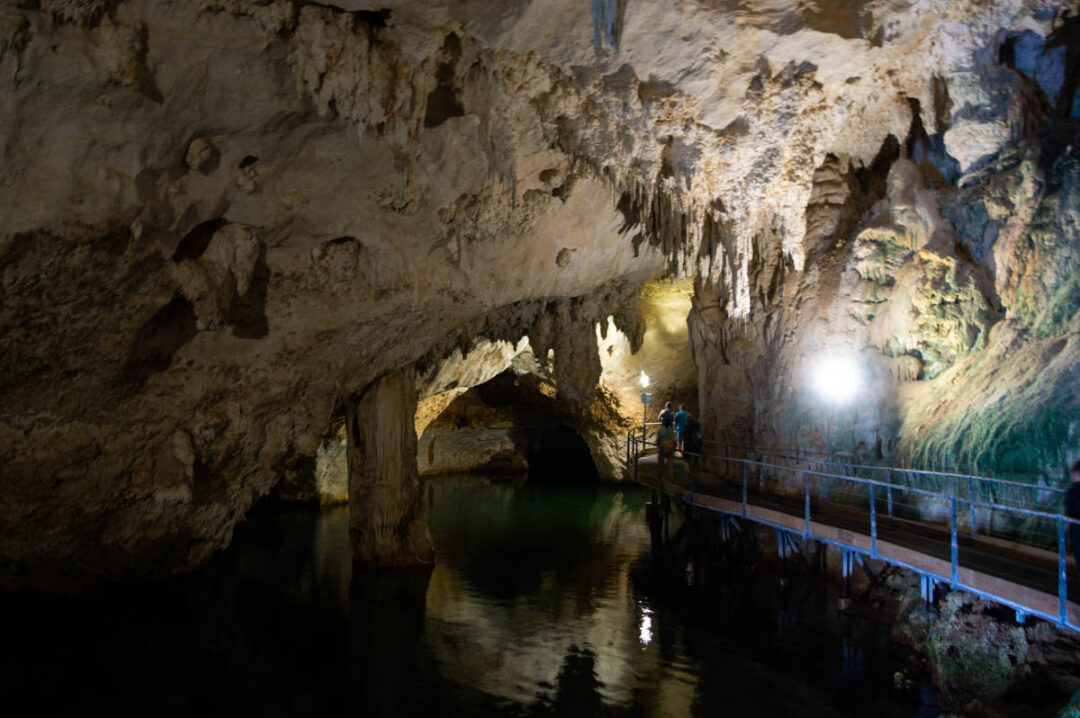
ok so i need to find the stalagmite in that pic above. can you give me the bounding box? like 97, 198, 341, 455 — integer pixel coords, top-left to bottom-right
346, 368, 434, 567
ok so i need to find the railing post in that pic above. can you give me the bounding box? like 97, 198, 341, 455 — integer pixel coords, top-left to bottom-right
1060, 516, 1068, 626
742, 462, 748, 518
886, 467, 893, 518
869, 483, 877, 557
803, 471, 810, 538
968, 477, 977, 536
950, 496, 959, 586
633, 432, 639, 483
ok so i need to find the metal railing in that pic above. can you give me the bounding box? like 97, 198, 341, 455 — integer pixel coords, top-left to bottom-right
627, 427, 1080, 631
709, 439, 1065, 500
695, 435, 1051, 485
630, 424, 1066, 524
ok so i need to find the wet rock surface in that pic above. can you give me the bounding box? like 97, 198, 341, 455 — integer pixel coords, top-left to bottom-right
893, 586, 1080, 712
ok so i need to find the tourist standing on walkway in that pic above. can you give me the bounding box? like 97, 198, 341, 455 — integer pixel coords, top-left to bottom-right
674, 404, 690, 452
657, 402, 676, 482
658, 402, 673, 427
1066, 460, 1080, 570
681, 417, 702, 471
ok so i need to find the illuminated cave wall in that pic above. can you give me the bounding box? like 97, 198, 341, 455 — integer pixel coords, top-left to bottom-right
690, 127, 1080, 484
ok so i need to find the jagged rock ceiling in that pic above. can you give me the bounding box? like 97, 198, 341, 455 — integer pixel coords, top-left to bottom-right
1, 0, 1078, 586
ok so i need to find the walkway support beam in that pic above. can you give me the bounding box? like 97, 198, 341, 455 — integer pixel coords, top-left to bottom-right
920, 574, 935, 607
842, 549, 854, 597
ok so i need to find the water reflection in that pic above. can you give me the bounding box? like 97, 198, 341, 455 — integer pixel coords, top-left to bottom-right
421, 479, 660, 711
1, 475, 934, 717
639, 605, 653, 647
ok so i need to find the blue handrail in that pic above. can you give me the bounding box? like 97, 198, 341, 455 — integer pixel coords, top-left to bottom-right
701, 438, 1066, 498
628, 428, 1079, 631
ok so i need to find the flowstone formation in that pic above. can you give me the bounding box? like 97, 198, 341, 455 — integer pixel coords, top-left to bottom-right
680, 11, 1080, 485
2, 0, 1079, 587
691, 120, 1080, 486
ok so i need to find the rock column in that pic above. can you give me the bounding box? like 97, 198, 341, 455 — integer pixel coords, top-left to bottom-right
346, 367, 435, 567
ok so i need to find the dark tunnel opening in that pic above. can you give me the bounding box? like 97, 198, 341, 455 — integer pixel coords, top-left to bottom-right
523, 425, 600, 482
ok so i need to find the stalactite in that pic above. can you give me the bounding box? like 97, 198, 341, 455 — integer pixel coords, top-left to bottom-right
591, 0, 624, 57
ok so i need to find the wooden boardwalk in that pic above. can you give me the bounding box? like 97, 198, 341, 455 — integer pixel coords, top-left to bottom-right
634, 452, 1080, 629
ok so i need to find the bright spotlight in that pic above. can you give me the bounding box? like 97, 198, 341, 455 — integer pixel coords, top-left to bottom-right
811, 354, 861, 406
640, 371, 650, 389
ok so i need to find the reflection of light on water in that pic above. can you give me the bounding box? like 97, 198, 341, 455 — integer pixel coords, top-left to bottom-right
639, 606, 653, 647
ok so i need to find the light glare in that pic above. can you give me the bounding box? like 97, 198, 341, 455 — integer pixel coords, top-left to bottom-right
811, 354, 861, 406
640, 371, 650, 389
639, 606, 653, 647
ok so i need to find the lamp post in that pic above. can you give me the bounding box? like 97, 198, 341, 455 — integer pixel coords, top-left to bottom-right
640, 371, 652, 446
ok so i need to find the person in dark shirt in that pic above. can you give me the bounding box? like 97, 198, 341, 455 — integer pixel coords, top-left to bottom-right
658, 402, 674, 429
1066, 460, 1080, 573
656, 402, 676, 482
681, 418, 702, 472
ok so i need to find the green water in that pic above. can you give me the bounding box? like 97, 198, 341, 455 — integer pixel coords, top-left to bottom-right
4, 475, 938, 716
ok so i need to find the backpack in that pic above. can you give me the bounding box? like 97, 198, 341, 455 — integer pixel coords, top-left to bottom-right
658, 427, 676, 455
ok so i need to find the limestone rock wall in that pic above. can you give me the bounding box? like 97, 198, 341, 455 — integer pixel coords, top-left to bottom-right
691, 122, 1080, 488
903, 123, 1080, 475
598, 278, 698, 425
411, 277, 697, 483
3, 0, 1079, 585
0, 1, 665, 588
672, 5, 1080, 484
417, 385, 530, 477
